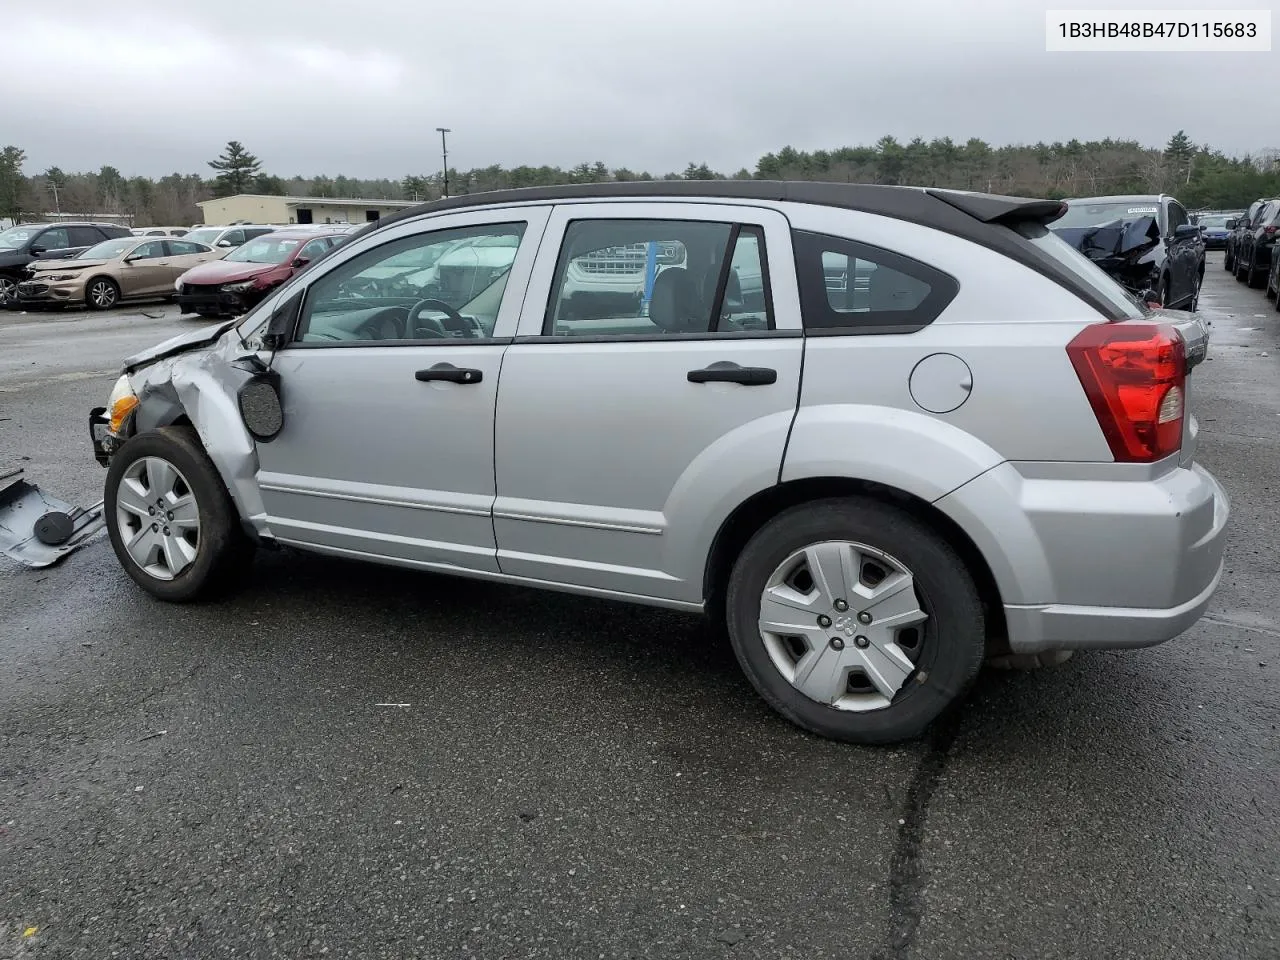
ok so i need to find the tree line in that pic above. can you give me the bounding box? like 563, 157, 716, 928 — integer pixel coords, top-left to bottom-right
2, 133, 1277, 228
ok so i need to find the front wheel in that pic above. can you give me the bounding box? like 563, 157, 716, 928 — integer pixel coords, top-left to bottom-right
86, 277, 120, 310
105, 426, 254, 601
724, 498, 985, 744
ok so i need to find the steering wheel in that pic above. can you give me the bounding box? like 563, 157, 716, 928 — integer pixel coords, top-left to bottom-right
408, 298, 468, 338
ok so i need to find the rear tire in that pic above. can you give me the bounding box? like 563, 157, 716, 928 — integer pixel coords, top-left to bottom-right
1247, 255, 1266, 289
724, 497, 985, 744
105, 425, 254, 602
1224, 247, 1234, 271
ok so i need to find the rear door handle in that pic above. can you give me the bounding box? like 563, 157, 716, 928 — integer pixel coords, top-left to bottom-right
687, 361, 777, 386
415, 363, 483, 384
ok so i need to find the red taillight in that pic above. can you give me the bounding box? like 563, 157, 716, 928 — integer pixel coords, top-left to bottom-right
1264, 225, 1278, 236
1066, 321, 1186, 463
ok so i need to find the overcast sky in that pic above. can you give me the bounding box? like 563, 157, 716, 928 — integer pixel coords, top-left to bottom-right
6, 0, 1273, 180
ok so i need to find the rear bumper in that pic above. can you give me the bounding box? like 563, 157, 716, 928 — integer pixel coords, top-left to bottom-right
936, 460, 1231, 654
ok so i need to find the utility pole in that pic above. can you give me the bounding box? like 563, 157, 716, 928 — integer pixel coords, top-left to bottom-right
436, 127, 451, 198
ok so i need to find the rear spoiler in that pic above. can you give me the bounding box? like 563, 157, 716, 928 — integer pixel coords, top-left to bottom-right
927, 189, 1068, 226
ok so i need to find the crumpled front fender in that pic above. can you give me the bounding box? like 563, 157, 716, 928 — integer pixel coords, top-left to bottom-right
132, 349, 271, 540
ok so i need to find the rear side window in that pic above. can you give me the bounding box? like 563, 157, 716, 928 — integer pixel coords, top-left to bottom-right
246, 227, 275, 241
69, 226, 106, 246
792, 230, 958, 335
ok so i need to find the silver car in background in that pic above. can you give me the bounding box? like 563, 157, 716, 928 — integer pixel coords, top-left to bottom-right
87, 182, 1228, 744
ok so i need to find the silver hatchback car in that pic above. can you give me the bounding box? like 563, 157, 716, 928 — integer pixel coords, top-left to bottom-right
88, 182, 1229, 744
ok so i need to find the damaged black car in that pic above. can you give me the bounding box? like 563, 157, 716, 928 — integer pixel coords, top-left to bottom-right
1050, 194, 1205, 310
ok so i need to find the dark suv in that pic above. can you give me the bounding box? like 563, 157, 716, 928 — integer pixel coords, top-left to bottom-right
0, 222, 132, 305
1224, 198, 1274, 273
1051, 193, 1205, 310
1234, 199, 1280, 289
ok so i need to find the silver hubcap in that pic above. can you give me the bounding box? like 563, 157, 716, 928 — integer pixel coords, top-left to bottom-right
115, 456, 200, 581
91, 281, 116, 307
0, 278, 14, 302
758, 540, 928, 712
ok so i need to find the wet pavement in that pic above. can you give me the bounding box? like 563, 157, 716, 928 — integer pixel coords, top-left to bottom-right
2, 262, 1278, 959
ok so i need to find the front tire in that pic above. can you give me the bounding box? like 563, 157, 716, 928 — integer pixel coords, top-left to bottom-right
105, 426, 254, 601
724, 498, 985, 744
86, 277, 120, 310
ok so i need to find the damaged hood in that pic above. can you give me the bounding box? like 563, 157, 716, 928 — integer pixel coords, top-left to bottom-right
30, 257, 101, 274
122, 319, 240, 374
1053, 216, 1161, 270
179, 259, 277, 286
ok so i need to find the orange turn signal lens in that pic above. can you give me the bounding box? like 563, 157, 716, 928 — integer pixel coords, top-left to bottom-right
109, 395, 139, 433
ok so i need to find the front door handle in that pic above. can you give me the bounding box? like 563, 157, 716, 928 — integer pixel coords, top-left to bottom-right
416, 362, 483, 384
687, 361, 777, 386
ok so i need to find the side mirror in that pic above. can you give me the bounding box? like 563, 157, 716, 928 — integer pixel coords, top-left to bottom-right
291, 257, 310, 268
28, 245, 46, 256
260, 289, 301, 352
1225, 219, 1237, 229
1173, 224, 1200, 241
237, 369, 284, 442
217, 240, 234, 248
122, 256, 137, 264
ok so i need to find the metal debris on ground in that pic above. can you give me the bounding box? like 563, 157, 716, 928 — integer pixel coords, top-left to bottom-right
0, 467, 105, 568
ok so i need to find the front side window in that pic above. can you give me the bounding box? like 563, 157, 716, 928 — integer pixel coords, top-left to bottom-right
35, 228, 70, 251
220, 230, 246, 246
131, 241, 167, 260
793, 230, 959, 334
298, 238, 330, 260
1167, 202, 1188, 233
544, 219, 773, 337
295, 222, 526, 344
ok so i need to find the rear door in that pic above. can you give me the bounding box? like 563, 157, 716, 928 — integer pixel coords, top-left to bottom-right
119, 240, 171, 295
161, 240, 212, 282
491, 201, 803, 604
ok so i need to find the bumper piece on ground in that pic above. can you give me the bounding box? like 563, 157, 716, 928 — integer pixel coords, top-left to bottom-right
0, 467, 105, 568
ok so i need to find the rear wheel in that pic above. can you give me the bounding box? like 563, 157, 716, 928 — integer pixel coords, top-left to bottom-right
86, 277, 120, 310
1224, 247, 1234, 270
1247, 253, 1266, 289
105, 426, 254, 601
724, 497, 985, 744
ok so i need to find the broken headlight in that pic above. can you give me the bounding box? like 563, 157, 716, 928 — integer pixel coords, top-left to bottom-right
106, 374, 139, 434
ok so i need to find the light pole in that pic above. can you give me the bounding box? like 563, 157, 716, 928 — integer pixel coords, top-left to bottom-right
436, 127, 451, 198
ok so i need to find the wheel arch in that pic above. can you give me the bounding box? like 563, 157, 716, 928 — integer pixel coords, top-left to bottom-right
702, 476, 1009, 654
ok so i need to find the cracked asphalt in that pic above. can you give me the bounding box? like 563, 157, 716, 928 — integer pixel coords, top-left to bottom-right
2, 258, 1278, 959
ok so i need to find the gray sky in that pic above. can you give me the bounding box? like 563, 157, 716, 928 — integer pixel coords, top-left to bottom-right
7, 0, 1273, 179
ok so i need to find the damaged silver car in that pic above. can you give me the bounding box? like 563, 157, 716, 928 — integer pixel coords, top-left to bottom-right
88, 182, 1228, 744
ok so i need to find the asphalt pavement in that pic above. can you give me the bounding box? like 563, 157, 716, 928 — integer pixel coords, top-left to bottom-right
2, 264, 1278, 960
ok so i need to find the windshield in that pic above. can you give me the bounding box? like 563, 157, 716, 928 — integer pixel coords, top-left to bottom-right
0, 227, 36, 250
185, 228, 222, 247
1015, 222, 1146, 319
225, 237, 302, 264
1055, 201, 1160, 229
1197, 215, 1231, 228
79, 239, 135, 260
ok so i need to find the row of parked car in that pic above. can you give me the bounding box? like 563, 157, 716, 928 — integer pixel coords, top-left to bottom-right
1219, 198, 1280, 310
0, 220, 359, 317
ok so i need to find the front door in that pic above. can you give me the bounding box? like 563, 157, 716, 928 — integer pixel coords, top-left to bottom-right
119, 240, 171, 296
253, 208, 550, 572
491, 202, 804, 604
